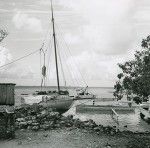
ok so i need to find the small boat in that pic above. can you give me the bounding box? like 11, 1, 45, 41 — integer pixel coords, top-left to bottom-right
22, 0, 74, 113
139, 100, 150, 123
75, 86, 96, 100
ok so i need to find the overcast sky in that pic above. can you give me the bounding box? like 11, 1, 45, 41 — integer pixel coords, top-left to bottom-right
0, 0, 150, 87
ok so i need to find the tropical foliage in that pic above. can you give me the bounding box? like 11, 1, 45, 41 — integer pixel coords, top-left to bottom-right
0, 29, 8, 42
114, 35, 150, 103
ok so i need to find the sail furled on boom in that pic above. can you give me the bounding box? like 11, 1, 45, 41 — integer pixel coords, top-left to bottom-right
40, 45, 47, 88
42, 65, 46, 77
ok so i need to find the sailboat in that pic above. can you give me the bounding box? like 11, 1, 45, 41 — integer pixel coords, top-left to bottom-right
22, 0, 74, 113
75, 86, 96, 100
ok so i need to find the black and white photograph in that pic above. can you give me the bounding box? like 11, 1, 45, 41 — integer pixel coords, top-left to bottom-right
0, 0, 150, 147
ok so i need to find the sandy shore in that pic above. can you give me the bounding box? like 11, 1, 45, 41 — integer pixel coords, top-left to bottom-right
0, 128, 150, 148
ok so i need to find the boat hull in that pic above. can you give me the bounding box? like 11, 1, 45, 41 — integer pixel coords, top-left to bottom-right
39, 99, 73, 113
22, 95, 74, 113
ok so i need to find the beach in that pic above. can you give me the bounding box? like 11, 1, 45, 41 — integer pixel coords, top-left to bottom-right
1, 103, 150, 148
0, 128, 150, 148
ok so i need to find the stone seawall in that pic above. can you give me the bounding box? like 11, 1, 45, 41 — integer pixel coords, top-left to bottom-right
15, 104, 117, 135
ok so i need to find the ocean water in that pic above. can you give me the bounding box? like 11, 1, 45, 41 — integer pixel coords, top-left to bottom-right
15, 86, 150, 132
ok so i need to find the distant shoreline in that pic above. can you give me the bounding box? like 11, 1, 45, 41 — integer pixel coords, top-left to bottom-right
15, 86, 114, 89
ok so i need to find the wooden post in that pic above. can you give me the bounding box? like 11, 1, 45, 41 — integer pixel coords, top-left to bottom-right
111, 108, 119, 132
93, 100, 95, 106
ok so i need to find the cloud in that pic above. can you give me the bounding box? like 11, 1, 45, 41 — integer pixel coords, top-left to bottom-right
0, 46, 16, 79
12, 66, 35, 79
0, 64, 35, 81
0, 46, 35, 83
12, 11, 43, 33
57, 0, 136, 55
64, 33, 80, 45
66, 50, 125, 86
38, 0, 50, 6
82, 24, 135, 55
0, 46, 12, 67
1, 0, 150, 86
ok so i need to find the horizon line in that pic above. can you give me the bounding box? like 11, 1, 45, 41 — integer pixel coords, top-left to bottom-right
15, 85, 114, 88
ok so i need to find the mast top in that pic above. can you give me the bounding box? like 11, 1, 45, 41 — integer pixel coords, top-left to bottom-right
51, 0, 54, 20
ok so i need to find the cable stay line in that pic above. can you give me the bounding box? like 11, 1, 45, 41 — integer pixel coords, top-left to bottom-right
56, 35, 81, 88
61, 41, 80, 87
47, 19, 80, 87
56, 32, 80, 87
57, 33, 83, 87
55, 23, 88, 87
47, 41, 55, 85
0, 48, 40, 70
0, 19, 52, 71
46, 35, 53, 86
56, 41, 67, 88
54, 25, 82, 87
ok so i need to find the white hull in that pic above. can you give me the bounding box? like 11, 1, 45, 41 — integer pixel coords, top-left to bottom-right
22, 95, 74, 113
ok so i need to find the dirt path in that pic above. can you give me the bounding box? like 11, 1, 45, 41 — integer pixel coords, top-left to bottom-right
0, 128, 130, 148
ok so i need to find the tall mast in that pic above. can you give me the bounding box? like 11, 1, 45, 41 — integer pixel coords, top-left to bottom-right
51, 0, 60, 93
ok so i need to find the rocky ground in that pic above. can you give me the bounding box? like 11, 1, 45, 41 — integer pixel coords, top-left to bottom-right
0, 128, 134, 148
0, 127, 150, 148
0, 104, 150, 148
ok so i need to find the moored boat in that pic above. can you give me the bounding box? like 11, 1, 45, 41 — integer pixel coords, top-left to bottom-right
21, 0, 74, 113
39, 95, 73, 113
139, 100, 150, 123
22, 92, 74, 113
75, 86, 96, 100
